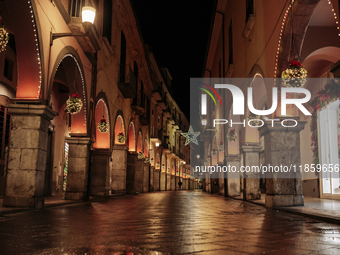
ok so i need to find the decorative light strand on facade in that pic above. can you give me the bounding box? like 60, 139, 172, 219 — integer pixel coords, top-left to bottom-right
28, 0, 42, 98
55, 54, 87, 126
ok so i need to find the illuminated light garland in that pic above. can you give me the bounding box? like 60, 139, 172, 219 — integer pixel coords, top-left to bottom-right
227, 129, 237, 142
0, 27, 9, 52
28, 0, 42, 98
98, 118, 109, 133
275, 0, 340, 78
247, 112, 261, 126
66, 93, 83, 114
137, 152, 144, 159
117, 132, 126, 143
281, 60, 307, 87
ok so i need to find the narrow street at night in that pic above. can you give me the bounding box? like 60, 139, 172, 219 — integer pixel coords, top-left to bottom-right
1, 190, 340, 255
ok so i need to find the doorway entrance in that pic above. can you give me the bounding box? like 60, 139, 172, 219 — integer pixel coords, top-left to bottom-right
319, 100, 340, 197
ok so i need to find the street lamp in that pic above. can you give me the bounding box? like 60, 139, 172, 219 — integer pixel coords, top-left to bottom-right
50, 4, 96, 46
155, 142, 160, 147
197, 155, 200, 159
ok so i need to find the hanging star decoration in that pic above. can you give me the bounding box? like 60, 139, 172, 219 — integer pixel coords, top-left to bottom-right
181, 125, 200, 146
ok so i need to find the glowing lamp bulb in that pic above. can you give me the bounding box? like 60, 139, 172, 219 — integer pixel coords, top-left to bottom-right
82, 6, 96, 24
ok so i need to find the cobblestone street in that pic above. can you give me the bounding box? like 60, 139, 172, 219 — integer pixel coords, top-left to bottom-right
1, 190, 340, 254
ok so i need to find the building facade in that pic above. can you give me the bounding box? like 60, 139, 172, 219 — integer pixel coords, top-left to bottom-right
202, 0, 340, 206
0, 0, 195, 208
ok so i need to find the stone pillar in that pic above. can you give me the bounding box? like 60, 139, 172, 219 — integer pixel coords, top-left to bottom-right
219, 171, 225, 195
153, 168, 160, 191
90, 150, 110, 197
160, 172, 166, 191
143, 162, 150, 192
242, 144, 262, 200
4, 105, 56, 208
149, 165, 154, 191
225, 155, 241, 197
170, 175, 176, 190
190, 180, 194, 190
166, 173, 171, 190
65, 137, 91, 201
111, 146, 127, 195
175, 176, 180, 190
183, 179, 188, 190
259, 122, 306, 207
126, 153, 144, 194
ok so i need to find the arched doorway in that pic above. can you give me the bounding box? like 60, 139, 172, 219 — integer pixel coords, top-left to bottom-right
49, 53, 87, 195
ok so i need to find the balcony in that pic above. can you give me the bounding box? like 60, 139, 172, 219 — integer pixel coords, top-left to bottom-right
162, 135, 171, 153
163, 106, 171, 118
132, 95, 145, 116
118, 67, 136, 99
150, 129, 162, 145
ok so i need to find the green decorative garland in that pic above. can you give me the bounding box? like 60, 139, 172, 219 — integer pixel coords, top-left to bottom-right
310, 79, 340, 172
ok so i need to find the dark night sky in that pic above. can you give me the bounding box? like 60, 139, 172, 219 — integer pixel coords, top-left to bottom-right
131, 0, 215, 119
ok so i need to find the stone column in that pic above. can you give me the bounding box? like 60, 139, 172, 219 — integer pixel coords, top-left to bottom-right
175, 176, 180, 190
143, 162, 150, 192
166, 173, 171, 190
90, 150, 110, 197
64, 137, 91, 201
153, 168, 160, 191
170, 175, 176, 190
183, 178, 188, 190
190, 179, 194, 190
225, 155, 241, 197
259, 122, 306, 207
160, 172, 166, 191
242, 144, 262, 200
149, 164, 154, 191
111, 146, 127, 195
126, 153, 144, 194
4, 104, 56, 208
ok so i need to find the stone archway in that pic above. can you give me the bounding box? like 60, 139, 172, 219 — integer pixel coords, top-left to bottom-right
4, 0, 43, 99
276, 0, 339, 77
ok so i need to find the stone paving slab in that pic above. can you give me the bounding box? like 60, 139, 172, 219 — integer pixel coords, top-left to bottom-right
0, 191, 340, 254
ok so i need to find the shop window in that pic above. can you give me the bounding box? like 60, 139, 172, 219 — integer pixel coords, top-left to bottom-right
319, 100, 340, 195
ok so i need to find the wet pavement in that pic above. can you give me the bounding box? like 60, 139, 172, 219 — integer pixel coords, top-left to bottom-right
1, 191, 340, 254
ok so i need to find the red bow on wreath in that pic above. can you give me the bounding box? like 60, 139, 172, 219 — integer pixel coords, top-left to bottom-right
71, 93, 79, 98
290, 60, 302, 67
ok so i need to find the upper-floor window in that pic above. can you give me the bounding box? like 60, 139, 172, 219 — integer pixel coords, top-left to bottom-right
246, 0, 254, 21
70, 0, 84, 18
228, 20, 233, 65
103, 0, 112, 44
119, 31, 126, 83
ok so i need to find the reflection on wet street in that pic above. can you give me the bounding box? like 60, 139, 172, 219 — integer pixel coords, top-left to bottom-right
1, 190, 340, 254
